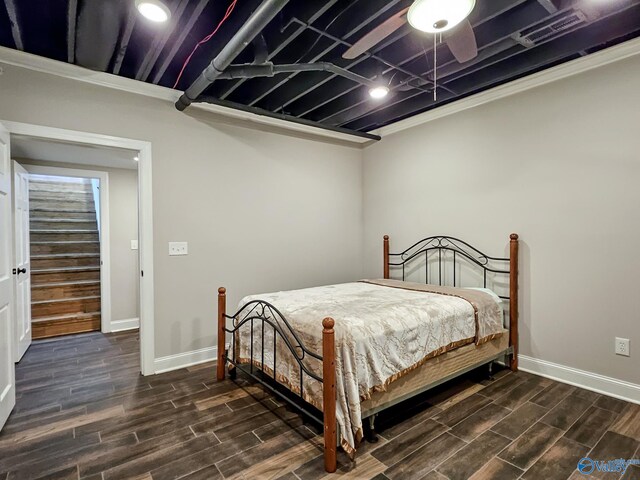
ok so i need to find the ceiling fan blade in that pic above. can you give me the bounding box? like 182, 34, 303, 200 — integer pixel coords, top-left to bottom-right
445, 19, 478, 64
343, 7, 409, 60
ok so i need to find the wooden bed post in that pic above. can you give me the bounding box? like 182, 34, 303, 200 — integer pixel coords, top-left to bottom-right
383, 235, 390, 279
509, 234, 519, 372
322, 317, 337, 473
217, 287, 227, 381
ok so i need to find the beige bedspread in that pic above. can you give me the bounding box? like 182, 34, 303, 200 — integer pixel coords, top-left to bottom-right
233, 280, 504, 457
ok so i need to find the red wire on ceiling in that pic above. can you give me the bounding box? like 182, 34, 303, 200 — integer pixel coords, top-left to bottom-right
173, 0, 238, 90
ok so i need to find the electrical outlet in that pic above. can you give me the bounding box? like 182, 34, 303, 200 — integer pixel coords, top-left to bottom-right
615, 337, 630, 357
169, 242, 188, 256
131, 240, 138, 250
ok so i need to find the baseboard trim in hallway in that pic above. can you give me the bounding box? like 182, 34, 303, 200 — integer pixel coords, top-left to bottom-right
110, 317, 140, 333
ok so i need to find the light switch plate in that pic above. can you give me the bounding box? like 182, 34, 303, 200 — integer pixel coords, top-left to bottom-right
131, 240, 138, 250
169, 242, 188, 256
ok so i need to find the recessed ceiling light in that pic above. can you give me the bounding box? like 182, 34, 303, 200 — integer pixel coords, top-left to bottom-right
369, 85, 390, 99
408, 0, 476, 33
135, 0, 171, 23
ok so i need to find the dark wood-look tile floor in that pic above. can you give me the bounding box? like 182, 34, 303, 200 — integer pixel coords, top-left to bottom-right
1, 332, 639, 480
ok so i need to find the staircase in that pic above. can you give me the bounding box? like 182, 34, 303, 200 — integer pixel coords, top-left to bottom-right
29, 175, 101, 339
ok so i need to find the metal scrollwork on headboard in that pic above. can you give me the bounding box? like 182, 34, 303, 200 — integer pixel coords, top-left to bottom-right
385, 235, 511, 295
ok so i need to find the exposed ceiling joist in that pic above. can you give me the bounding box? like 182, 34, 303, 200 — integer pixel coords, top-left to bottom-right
113, 4, 137, 75
67, 0, 78, 63
4, 0, 23, 51
537, 0, 559, 14
75, 0, 123, 72
137, 0, 190, 81
1, 0, 639, 133
291, 0, 537, 124
151, 0, 211, 84
230, 0, 409, 107
264, 0, 530, 117
218, 0, 342, 100
260, 23, 443, 114
345, 5, 640, 130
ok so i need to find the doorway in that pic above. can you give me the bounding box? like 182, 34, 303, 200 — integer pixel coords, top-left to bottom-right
13, 144, 141, 341
25, 173, 104, 339
1, 121, 155, 376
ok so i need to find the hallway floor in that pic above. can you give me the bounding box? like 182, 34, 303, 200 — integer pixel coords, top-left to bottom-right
0, 332, 638, 479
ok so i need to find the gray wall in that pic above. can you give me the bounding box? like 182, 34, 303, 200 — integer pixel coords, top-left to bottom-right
19, 160, 140, 323
108, 168, 139, 321
362, 55, 640, 384
4, 51, 638, 385
0, 64, 363, 358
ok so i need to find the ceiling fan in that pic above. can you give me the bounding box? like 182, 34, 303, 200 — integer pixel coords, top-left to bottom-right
343, 0, 478, 64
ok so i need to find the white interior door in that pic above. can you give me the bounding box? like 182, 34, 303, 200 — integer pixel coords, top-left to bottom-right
0, 123, 16, 430
13, 161, 31, 361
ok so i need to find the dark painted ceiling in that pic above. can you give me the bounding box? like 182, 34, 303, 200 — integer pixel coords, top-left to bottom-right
1, 0, 639, 135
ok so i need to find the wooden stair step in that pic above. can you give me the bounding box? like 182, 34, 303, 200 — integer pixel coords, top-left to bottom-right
30, 230, 99, 242
31, 218, 97, 226
30, 254, 100, 269
31, 253, 100, 258
31, 312, 101, 339
29, 183, 92, 193
31, 229, 98, 233
32, 280, 100, 287
29, 201, 96, 214
29, 216, 93, 222
32, 296, 101, 318
30, 207, 96, 213
31, 266, 101, 273
30, 177, 91, 185
31, 311, 101, 324
31, 241, 100, 255
30, 217, 96, 222
30, 240, 100, 243
29, 202, 96, 213
31, 281, 101, 302
29, 191, 94, 201
30, 211, 96, 219
31, 266, 100, 284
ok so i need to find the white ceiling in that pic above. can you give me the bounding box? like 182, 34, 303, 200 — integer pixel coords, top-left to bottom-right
11, 135, 139, 170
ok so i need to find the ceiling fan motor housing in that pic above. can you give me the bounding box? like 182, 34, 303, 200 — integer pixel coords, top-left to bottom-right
408, 0, 476, 33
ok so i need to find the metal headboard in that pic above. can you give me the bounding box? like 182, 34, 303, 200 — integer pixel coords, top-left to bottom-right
386, 235, 511, 299
383, 233, 520, 370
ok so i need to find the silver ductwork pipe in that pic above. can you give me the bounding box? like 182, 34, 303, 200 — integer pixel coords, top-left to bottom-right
175, 0, 290, 111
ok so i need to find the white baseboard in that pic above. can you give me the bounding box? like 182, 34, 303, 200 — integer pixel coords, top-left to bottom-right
154, 346, 217, 374
110, 318, 139, 332
519, 355, 640, 405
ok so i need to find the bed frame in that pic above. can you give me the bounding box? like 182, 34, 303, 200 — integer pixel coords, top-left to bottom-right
216, 234, 519, 473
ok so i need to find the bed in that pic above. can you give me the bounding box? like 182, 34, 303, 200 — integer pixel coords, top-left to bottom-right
216, 234, 519, 473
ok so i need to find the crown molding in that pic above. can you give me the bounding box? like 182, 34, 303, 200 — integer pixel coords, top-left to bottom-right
0, 46, 372, 145
373, 36, 640, 138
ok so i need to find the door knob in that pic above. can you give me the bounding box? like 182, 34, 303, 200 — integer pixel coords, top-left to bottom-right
16, 267, 26, 275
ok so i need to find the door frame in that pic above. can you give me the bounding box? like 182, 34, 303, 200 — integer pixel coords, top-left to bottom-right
22, 165, 112, 336
2, 121, 155, 376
